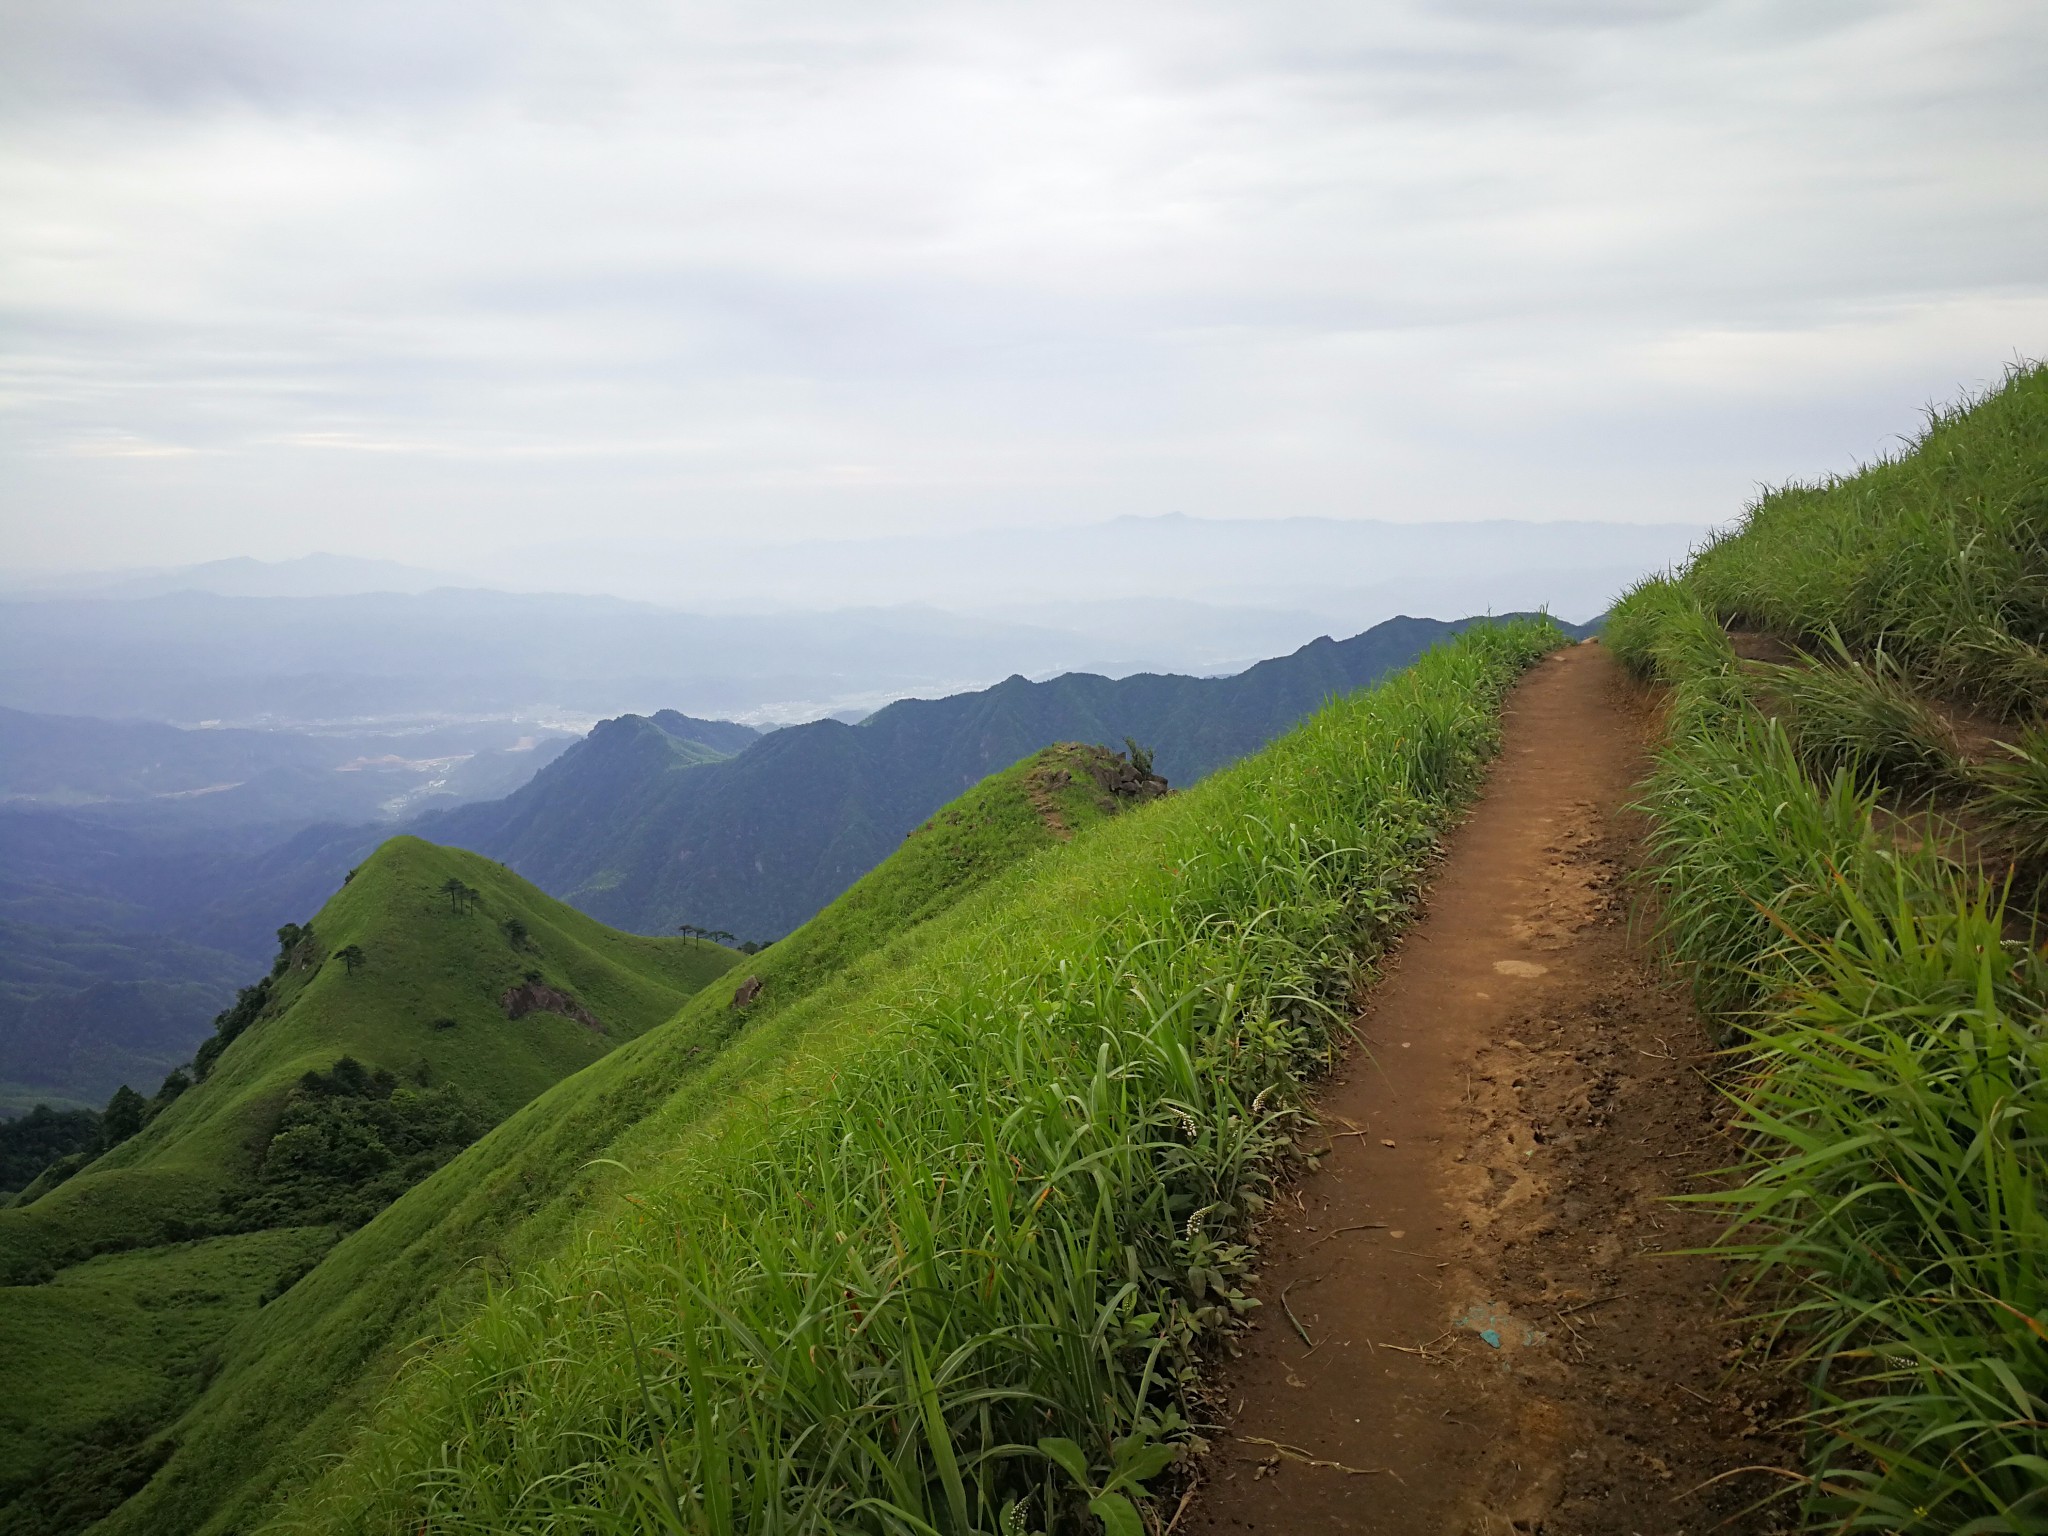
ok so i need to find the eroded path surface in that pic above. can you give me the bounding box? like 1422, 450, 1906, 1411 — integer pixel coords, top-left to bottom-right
1183, 641, 1788, 1536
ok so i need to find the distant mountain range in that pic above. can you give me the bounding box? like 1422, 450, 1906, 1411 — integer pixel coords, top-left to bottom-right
0, 519, 1695, 727
0, 553, 466, 601
0, 588, 1136, 726
424, 613, 1594, 940
0, 613, 1589, 1108
483, 513, 1701, 616
0, 706, 577, 828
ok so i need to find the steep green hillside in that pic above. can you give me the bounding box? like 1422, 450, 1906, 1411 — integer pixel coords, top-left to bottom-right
1608, 363, 2048, 1531
426, 611, 1592, 941
54, 743, 1160, 1536
0, 843, 738, 1534
263, 621, 1556, 1535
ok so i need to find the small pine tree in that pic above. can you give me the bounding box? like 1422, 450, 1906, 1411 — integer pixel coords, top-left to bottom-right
335, 943, 366, 975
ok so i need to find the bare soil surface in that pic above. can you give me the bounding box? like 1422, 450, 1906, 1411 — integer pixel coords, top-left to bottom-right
1180, 641, 1794, 1536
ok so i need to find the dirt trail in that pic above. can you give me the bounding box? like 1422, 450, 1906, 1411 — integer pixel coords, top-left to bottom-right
1182, 641, 1789, 1536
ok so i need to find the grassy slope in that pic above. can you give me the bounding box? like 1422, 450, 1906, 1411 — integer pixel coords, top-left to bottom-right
0, 841, 738, 1532
281, 622, 1560, 1536
0, 1229, 333, 1500
1607, 363, 2048, 1530
1681, 361, 2048, 715
85, 745, 1145, 1536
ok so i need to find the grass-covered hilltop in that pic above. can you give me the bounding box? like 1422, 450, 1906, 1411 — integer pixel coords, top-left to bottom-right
1609, 361, 2048, 1530
4, 621, 1566, 1535
0, 842, 742, 1533
272, 626, 1559, 1536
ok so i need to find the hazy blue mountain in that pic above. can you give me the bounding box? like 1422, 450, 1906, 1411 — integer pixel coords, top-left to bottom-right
0, 701, 761, 1109
0, 706, 578, 830
0, 613, 1583, 1108
0, 591, 1146, 727
0, 920, 246, 1111
484, 514, 1702, 619
76, 553, 462, 600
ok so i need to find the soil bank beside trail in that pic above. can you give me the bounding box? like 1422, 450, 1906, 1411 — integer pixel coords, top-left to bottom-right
1183, 641, 1790, 1536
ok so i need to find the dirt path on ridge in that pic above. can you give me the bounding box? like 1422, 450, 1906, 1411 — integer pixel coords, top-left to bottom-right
1180, 641, 1792, 1536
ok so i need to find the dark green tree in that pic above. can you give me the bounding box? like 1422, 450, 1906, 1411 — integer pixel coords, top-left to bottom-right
101, 1085, 147, 1145
0, 1104, 103, 1193
440, 876, 468, 914
335, 943, 366, 975
501, 916, 529, 949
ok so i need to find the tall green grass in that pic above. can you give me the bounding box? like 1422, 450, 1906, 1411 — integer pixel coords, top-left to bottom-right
1704, 868, 2048, 1530
1613, 467, 2048, 1530
1756, 632, 1962, 795
280, 620, 1561, 1536
1970, 728, 2048, 878
1683, 360, 2048, 715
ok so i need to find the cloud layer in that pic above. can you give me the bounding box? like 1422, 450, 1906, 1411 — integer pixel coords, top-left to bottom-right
2, 0, 2042, 572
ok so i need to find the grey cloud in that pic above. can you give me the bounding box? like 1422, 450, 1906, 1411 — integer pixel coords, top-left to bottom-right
0, 0, 2041, 575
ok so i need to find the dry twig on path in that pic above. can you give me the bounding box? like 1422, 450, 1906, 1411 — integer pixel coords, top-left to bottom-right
1279, 1276, 1323, 1349
1235, 1436, 1397, 1478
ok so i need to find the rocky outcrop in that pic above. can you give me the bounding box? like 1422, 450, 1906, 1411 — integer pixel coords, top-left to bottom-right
1079, 748, 1169, 804
1022, 744, 1169, 839
499, 979, 603, 1033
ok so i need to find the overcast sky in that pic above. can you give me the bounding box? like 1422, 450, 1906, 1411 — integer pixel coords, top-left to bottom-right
1, 0, 2043, 575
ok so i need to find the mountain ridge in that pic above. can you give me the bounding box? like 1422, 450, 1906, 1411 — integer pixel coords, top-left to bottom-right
422, 612, 1594, 940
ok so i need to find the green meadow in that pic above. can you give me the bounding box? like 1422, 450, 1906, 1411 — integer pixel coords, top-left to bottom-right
5, 738, 1216, 1534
